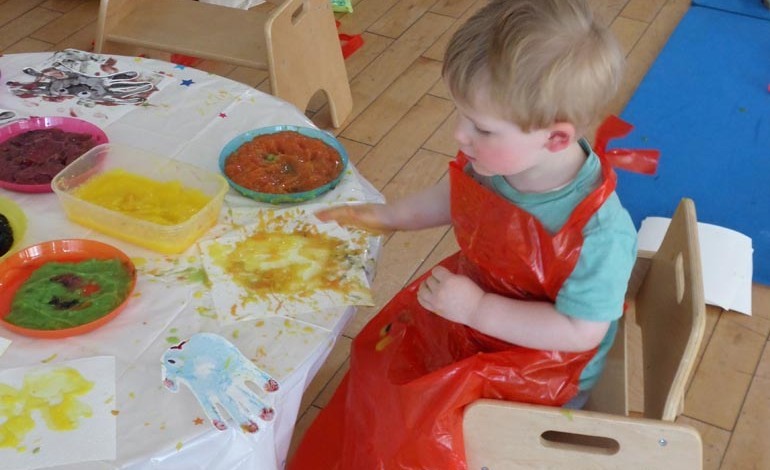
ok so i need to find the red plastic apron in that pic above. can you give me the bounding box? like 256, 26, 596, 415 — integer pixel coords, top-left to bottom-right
289, 152, 617, 470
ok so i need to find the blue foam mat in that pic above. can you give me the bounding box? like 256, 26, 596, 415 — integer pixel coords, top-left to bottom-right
692, 0, 770, 20
612, 5, 770, 284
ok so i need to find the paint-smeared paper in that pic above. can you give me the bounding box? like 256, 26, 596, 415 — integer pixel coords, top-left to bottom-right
4, 48, 168, 123
161, 333, 279, 433
0, 356, 116, 470
199, 207, 373, 324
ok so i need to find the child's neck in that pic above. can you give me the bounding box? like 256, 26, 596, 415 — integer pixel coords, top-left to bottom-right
504, 140, 586, 193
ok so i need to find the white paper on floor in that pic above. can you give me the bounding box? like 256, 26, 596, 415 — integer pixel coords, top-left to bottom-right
637, 217, 753, 315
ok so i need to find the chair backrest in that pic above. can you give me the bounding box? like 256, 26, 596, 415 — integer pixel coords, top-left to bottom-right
266, 0, 353, 127
585, 198, 705, 421
635, 198, 706, 421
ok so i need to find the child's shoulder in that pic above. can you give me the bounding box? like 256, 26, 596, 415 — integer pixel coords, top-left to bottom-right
585, 191, 636, 239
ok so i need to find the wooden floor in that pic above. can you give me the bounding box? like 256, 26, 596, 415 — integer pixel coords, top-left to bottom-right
2, 1, 769, 468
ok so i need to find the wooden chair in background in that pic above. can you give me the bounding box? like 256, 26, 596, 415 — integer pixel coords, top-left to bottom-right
94, 0, 353, 128
463, 198, 706, 469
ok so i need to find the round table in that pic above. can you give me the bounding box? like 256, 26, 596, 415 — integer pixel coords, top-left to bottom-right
0, 51, 382, 470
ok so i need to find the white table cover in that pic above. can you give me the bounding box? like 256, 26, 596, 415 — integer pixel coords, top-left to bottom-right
0, 51, 382, 470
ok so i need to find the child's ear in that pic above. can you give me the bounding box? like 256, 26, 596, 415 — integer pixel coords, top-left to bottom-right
544, 122, 576, 152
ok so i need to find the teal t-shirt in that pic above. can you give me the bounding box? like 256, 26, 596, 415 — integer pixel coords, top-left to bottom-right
469, 139, 638, 390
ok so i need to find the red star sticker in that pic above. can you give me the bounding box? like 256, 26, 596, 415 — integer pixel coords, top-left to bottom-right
218, 113, 227, 118
193, 417, 204, 425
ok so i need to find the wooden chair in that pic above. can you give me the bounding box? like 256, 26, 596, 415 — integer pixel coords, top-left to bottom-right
94, 0, 353, 128
463, 198, 706, 469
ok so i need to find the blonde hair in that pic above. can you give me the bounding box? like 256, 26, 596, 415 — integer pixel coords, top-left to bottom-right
443, 0, 624, 133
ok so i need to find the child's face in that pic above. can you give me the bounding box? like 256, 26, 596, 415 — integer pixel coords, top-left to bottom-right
452, 99, 552, 178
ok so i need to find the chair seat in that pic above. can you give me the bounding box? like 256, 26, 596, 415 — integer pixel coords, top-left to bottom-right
464, 399, 703, 469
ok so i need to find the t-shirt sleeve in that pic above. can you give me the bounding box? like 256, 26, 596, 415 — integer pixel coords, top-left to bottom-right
555, 201, 638, 322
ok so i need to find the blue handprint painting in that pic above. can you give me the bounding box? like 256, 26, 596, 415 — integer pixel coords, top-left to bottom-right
161, 333, 279, 433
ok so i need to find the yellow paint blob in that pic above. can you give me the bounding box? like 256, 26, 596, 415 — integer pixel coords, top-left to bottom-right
208, 227, 356, 301
73, 169, 210, 225
0, 367, 94, 449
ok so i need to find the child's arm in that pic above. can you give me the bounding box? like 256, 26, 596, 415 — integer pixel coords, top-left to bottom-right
315, 179, 451, 233
417, 266, 609, 352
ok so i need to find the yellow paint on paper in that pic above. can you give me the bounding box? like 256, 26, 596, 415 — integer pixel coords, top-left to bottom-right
0, 367, 93, 449
206, 221, 365, 304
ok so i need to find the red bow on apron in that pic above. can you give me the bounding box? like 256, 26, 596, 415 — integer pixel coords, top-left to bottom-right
289, 151, 617, 470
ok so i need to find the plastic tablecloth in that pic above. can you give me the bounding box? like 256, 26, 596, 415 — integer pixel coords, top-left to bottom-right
0, 51, 383, 470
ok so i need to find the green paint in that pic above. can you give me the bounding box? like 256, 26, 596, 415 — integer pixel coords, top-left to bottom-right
175, 267, 210, 286
6, 259, 132, 330
195, 307, 217, 319
41, 353, 58, 364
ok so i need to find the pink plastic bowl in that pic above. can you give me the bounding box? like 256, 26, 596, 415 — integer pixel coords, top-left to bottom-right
0, 116, 109, 193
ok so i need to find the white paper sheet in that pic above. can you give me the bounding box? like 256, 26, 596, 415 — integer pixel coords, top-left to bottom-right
199, 207, 373, 325
637, 217, 753, 315
0, 356, 117, 470
0, 336, 10, 357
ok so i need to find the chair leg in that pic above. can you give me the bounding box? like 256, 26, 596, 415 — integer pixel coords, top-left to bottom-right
267, 0, 353, 128
321, 79, 353, 129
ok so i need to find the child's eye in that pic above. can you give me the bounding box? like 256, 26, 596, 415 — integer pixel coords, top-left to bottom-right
475, 126, 491, 135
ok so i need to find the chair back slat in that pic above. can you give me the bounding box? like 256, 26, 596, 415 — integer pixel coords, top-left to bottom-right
635, 198, 706, 421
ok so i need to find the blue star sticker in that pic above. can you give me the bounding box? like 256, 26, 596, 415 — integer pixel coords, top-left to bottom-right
180, 79, 194, 87
174, 64, 186, 70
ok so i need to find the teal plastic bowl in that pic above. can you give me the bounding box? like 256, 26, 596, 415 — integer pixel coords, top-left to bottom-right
219, 125, 349, 204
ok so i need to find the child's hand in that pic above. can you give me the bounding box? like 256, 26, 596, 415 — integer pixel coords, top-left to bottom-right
315, 204, 392, 234
417, 266, 484, 325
